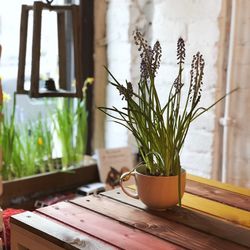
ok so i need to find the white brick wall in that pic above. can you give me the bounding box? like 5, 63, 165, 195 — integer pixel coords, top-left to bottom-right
105, 0, 131, 148
105, 0, 223, 177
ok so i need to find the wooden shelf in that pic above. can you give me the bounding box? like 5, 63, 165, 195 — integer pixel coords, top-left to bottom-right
0, 162, 99, 210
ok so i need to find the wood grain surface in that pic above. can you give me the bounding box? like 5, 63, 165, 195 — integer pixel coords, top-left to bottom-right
69, 195, 247, 250
38, 201, 180, 250
10, 176, 250, 250
127, 183, 250, 227
182, 192, 250, 227
11, 211, 112, 250
187, 174, 250, 196
186, 179, 250, 211
102, 188, 250, 248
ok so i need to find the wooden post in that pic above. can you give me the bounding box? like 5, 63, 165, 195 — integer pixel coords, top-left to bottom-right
72, 5, 81, 98
93, 0, 108, 149
17, 5, 31, 94
57, 12, 67, 90
30, 1, 43, 98
80, 0, 94, 154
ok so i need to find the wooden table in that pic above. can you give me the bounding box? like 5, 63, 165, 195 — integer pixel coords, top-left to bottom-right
10, 174, 250, 249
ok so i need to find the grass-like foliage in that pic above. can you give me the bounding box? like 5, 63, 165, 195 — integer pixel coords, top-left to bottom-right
53, 77, 92, 169
0, 96, 55, 179
0, 78, 92, 180
99, 31, 235, 178
54, 97, 87, 169
0, 93, 17, 179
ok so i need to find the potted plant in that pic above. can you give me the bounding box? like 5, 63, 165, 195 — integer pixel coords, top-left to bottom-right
99, 31, 235, 210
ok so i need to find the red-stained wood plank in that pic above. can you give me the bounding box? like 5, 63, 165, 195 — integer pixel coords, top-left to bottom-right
70, 195, 247, 250
102, 188, 250, 248
37, 201, 181, 250
10, 211, 113, 250
186, 179, 250, 211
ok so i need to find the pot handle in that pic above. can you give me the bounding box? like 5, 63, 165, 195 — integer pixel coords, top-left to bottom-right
120, 171, 139, 199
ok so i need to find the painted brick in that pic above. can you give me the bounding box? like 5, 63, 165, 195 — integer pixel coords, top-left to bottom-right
181, 151, 212, 178
183, 130, 214, 153
153, 0, 222, 21
202, 65, 218, 89
188, 20, 220, 46
106, 0, 131, 43
160, 42, 181, 65
107, 42, 131, 66
105, 0, 132, 148
156, 64, 179, 86
152, 20, 187, 43
185, 44, 219, 67
105, 122, 128, 148
190, 113, 216, 132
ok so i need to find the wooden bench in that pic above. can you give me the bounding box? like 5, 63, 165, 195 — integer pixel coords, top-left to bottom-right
10, 174, 250, 249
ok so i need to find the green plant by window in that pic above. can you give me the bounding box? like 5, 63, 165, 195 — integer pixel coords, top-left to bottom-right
1, 92, 18, 180
54, 98, 84, 168
53, 78, 93, 169
0, 77, 93, 180
22, 114, 54, 174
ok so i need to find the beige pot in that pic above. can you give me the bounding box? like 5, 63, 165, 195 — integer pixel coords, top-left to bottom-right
120, 165, 186, 210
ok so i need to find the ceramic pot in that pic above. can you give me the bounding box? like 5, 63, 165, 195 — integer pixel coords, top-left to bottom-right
120, 165, 186, 210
